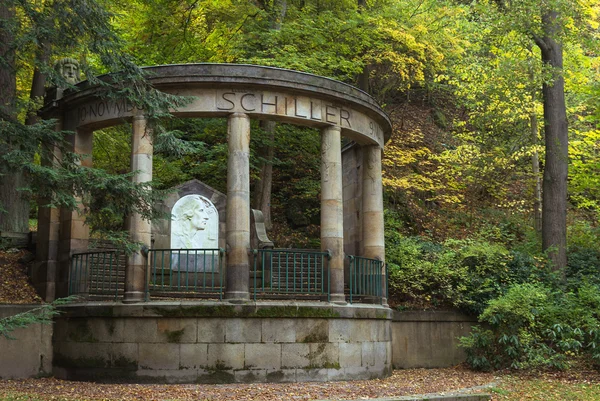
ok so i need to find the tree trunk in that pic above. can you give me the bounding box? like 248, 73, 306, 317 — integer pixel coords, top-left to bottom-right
253, 120, 275, 230
0, 2, 30, 246
530, 112, 542, 233
535, 11, 568, 271
357, 0, 369, 93
251, 0, 286, 231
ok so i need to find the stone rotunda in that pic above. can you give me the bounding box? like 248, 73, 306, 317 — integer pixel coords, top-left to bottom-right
35, 64, 393, 383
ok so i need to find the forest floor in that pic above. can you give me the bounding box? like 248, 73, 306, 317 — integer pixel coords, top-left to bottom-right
2, 368, 600, 401
0, 249, 41, 304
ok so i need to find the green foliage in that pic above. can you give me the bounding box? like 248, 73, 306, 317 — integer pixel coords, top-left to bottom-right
461, 280, 600, 371
385, 220, 547, 313
0, 297, 75, 340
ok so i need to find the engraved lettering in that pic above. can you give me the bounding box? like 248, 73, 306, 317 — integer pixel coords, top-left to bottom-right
325, 105, 337, 124
79, 107, 87, 122
294, 98, 307, 118
240, 93, 256, 111
97, 101, 105, 116
89, 104, 97, 118
340, 108, 351, 128
113, 100, 122, 114
126, 101, 135, 112
261, 94, 278, 113
217, 92, 236, 110
310, 101, 321, 121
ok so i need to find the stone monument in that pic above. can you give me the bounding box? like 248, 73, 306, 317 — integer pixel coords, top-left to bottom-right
171, 194, 219, 271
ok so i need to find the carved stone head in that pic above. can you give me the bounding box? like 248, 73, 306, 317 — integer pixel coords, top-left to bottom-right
54, 57, 81, 86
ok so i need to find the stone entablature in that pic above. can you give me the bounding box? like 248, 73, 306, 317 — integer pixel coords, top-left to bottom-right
44, 64, 391, 148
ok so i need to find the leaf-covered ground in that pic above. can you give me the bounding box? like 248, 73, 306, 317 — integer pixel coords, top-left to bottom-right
3, 368, 600, 401
0, 368, 495, 400
0, 250, 41, 304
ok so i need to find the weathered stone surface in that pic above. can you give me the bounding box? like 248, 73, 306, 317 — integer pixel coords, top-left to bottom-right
225, 318, 261, 343
262, 318, 296, 343
281, 343, 310, 369
329, 319, 350, 342
179, 344, 208, 369
122, 318, 158, 343
88, 318, 124, 342
207, 343, 245, 370
157, 318, 197, 343
47, 303, 397, 383
234, 369, 267, 383
245, 343, 281, 370
139, 343, 180, 370
339, 342, 362, 368
296, 319, 329, 343
0, 306, 53, 379
308, 343, 339, 369
197, 318, 225, 343
392, 311, 477, 369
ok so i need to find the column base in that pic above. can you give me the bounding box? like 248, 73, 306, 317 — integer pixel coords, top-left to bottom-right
224, 291, 250, 303
329, 293, 347, 305
122, 291, 145, 304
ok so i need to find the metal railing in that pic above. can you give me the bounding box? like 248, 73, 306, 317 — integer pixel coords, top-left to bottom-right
252, 249, 330, 301
69, 250, 123, 300
347, 255, 386, 304
146, 248, 225, 299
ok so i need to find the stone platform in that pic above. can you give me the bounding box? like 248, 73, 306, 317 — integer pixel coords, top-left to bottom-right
53, 301, 392, 383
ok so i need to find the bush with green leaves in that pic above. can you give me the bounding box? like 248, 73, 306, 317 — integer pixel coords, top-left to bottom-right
460, 282, 600, 371
385, 227, 543, 313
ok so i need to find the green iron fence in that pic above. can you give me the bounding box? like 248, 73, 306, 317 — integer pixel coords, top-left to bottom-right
347, 255, 386, 304
146, 248, 225, 299
69, 250, 123, 300
252, 249, 330, 301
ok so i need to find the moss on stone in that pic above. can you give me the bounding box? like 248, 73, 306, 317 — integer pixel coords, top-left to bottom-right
112, 355, 137, 369
164, 328, 185, 343
54, 354, 109, 369
68, 321, 98, 343
151, 304, 341, 319
254, 306, 296, 317
266, 370, 285, 382
150, 305, 237, 318
197, 370, 235, 384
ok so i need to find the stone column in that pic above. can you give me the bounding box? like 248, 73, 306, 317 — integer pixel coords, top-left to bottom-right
362, 144, 387, 306
225, 113, 251, 301
321, 126, 345, 304
123, 115, 153, 303
34, 121, 63, 302
56, 128, 93, 298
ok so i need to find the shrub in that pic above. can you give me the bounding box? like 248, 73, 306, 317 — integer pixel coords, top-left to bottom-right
460, 282, 600, 371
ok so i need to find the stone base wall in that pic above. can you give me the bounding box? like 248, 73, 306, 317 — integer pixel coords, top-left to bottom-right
53, 302, 392, 383
392, 310, 478, 369
0, 305, 53, 379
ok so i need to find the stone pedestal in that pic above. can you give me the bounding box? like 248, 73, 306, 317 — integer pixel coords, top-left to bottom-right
321, 126, 345, 304
124, 116, 153, 303
362, 145, 386, 305
225, 113, 251, 301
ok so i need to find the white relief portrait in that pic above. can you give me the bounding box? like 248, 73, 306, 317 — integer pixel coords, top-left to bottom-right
170, 195, 219, 272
